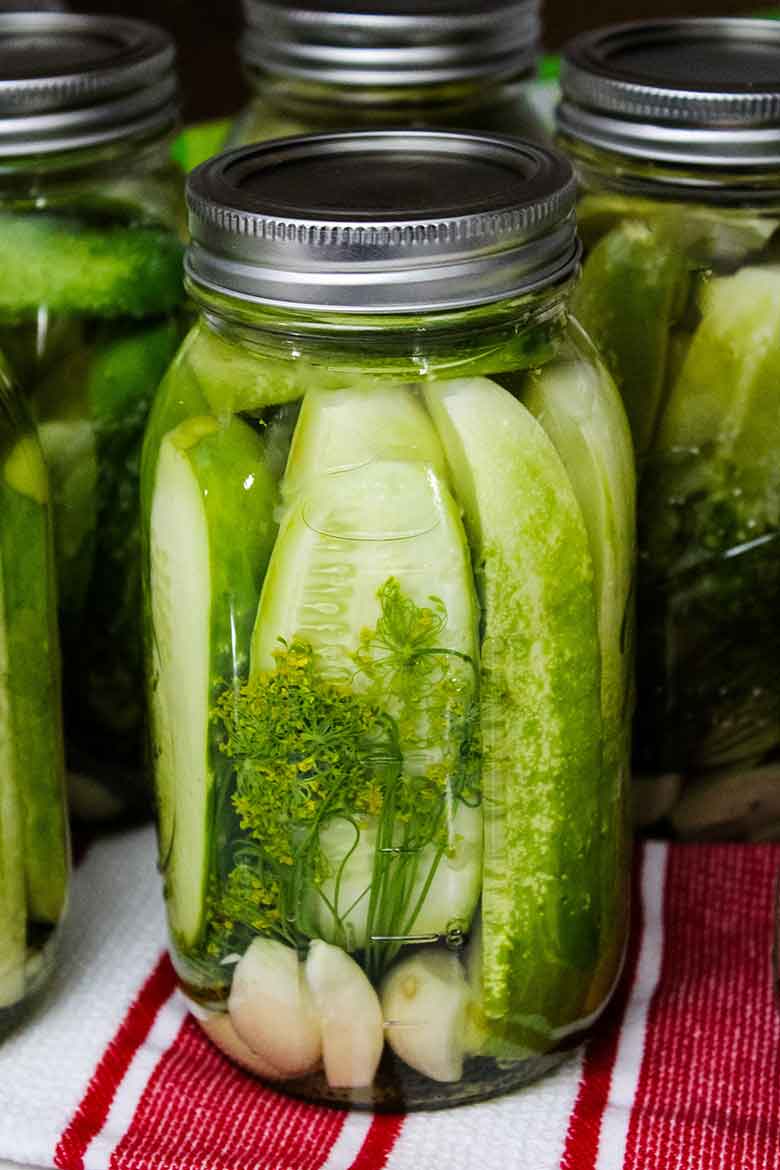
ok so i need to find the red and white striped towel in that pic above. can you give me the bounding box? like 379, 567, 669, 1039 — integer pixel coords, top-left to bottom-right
1, 827, 779, 1170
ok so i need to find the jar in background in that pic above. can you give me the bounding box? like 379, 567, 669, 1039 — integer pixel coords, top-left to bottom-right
142, 131, 635, 1109
0, 355, 69, 1032
559, 18, 780, 840
226, 0, 548, 150
0, 13, 186, 820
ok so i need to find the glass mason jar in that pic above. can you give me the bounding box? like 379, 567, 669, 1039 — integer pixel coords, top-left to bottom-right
0, 13, 186, 820
226, 0, 549, 151
0, 355, 69, 1033
558, 18, 780, 840
142, 131, 635, 1109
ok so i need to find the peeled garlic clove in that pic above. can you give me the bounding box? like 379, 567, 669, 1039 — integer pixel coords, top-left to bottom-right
200, 1010, 288, 1080
381, 948, 469, 1083
228, 938, 322, 1078
304, 939, 384, 1088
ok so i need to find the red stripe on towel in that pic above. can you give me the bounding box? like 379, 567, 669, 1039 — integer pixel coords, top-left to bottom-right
623, 844, 780, 1170
350, 1114, 405, 1170
560, 846, 646, 1170
54, 952, 176, 1170
109, 1012, 347, 1170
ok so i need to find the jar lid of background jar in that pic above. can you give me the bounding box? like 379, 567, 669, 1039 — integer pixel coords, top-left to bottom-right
0, 12, 177, 157
0, 1, 67, 9
559, 18, 780, 169
186, 131, 579, 313
240, 0, 541, 88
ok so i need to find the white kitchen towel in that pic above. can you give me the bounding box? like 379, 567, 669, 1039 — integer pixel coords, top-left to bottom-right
0, 829, 778, 1170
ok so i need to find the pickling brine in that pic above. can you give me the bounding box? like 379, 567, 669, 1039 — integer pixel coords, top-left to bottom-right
559, 18, 780, 839
143, 132, 635, 1108
0, 355, 69, 1031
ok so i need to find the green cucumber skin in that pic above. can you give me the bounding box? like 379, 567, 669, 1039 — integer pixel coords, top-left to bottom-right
0, 203, 184, 812
184, 315, 560, 416
0, 214, 184, 320
29, 345, 98, 619
185, 322, 306, 417
26, 319, 182, 793
519, 346, 635, 1007
0, 441, 68, 927
185, 418, 279, 695
149, 416, 277, 951
140, 325, 212, 518
425, 376, 603, 1046
573, 220, 689, 458
0, 539, 26, 1007
76, 321, 181, 740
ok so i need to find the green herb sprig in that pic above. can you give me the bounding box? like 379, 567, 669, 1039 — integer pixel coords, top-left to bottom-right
206, 577, 479, 976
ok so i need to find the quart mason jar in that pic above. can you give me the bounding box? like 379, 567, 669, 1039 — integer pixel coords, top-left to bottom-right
558, 19, 780, 840
0, 355, 69, 1033
142, 131, 635, 1109
226, 0, 548, 151
0, 13, 186, 820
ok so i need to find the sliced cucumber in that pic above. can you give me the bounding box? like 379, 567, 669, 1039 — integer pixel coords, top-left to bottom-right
573, 219, 689, 457
140, 326, 212, 525
251, 389, 475, 679
0, 213, 184, 320
71, 320, 182, 758
89, 319, 182, 424
149, 415, 277, 949
250, 384, 480, 951
656, 264, 780, 474
35, 418, 98, 618
186, 322, 312, 416
425, 375, 603, 1047
0, 436, 68, 930
521, 345, 635, 1006
521, 347, 635, 749
0, 548, 26, 1010
31, 345, 98, 618
576, 193, 777, 263
307, 800, 482, 950
282, 384, 446, 500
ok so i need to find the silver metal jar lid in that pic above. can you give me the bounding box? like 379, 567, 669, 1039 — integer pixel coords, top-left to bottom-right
240, 0, 540, 87
559, 18, 780, 169
186, 131, 578, 314
0, 2, 68, 9
0, 12, 177, 157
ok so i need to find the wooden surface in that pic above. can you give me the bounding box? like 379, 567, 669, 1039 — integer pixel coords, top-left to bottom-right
78, 0, 763, 122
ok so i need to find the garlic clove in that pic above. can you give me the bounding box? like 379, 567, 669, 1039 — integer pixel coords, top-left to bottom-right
381, 948, 469, 1083
200, 1010, 288, 1080
304, 939, 384, 1089
228, 937, 322, 1078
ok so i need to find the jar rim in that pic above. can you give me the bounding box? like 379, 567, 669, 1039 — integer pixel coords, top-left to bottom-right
186, 131, 580, 314
559, 18, 780, 169
239, 0, 540, 87
0, 12, 178, 156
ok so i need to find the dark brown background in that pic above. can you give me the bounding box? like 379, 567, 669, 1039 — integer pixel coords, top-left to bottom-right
77, 1, 760, 121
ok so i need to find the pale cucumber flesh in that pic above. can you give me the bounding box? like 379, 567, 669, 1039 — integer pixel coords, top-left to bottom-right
250, 385, 481, 954
150, 436, 212, 949
150, 416, 278, 950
